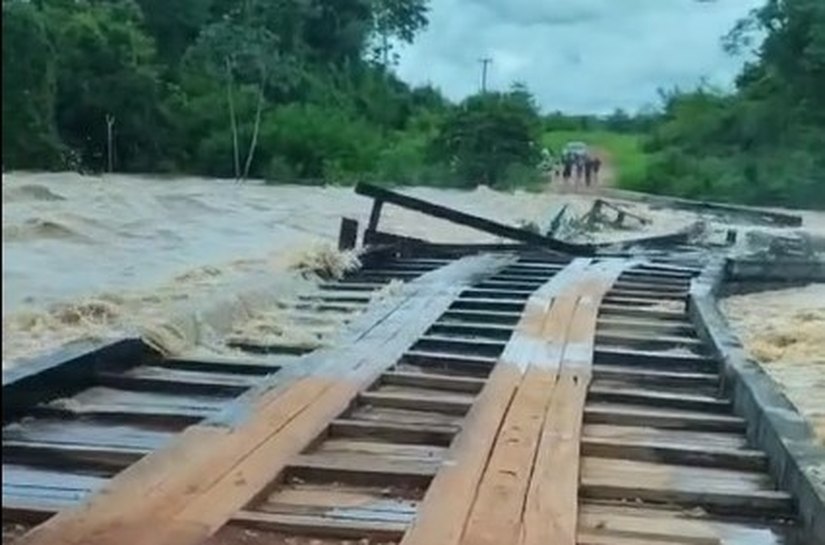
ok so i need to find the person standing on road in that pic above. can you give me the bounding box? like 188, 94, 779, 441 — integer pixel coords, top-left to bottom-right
584, 156, 594, 187
562, 153, 573, 184
574, 155, 584, 183
593, 156, 602, 184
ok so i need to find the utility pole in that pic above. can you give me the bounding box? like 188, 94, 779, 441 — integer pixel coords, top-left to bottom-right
479, 57, 492, 93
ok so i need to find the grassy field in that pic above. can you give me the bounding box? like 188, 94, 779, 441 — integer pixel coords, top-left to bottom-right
541, 130, 649, 187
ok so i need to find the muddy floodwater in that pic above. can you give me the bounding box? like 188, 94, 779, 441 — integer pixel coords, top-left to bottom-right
6, 172, 688, 366
722, 284, 825, 444
4, 171, 825, 444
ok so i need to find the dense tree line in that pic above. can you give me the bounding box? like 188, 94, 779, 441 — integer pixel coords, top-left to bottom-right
631, 0, 825, 208
2, 0, 544, 189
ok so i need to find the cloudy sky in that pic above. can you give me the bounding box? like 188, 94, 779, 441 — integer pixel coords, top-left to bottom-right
395, 0, 764, 114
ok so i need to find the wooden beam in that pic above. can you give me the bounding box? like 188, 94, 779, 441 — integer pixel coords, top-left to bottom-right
584, 405, 747, 432
231, 510, 406, 541
460, 295, 579, 545
358, 391, 474, 415
328, 419, 458, 446
338, 217, 359, 250
401, 260, 591, 545
520, 261, 626, 545
356, 182, 594, 255
380, 371, 486, 394
580, 437, 767, 471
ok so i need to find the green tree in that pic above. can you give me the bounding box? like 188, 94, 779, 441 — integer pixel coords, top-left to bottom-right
45, 0, 169, 171
371, 0, 429, 67
432, 85, 542, 188
134, 0, 215, 65
188, 0, 299, 180
2, 1, 63, 169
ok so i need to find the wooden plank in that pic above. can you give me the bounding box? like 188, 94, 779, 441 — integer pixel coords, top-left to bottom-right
401, 261, 590, 545
587, 386, 731, 413
380, 371, 486, 394
439, 308, 522, 323
287, 452, 439, 483
3, 339, 150, 425
328, 419, 457, 446
3, 419, 174, 453
581, 437, 767, 471
355, 182, 594, 255
593, 348, 717, 373
459, 296, 577, 545
577, 503, 789, 545
346, 405, 464, 428
359, 391, 474, 415
402, 350, 497, 369
315, 439, 447, 461
582, 424, 748, 450
597, 316, 694, 335
520, 261, 626, 545
158, 356, 281, 376
599, 305, 687, 321
591, 366, 719, 389
607, 289, 688, 300
230, 509, 406, 541
338, 217, 359, 251
412, 336, 507, 358
96, 369, 251, 396
427, 322, 514, 340
578, 531, 719, 545
580, 457, 792, 515
596, 332, 705, 348
3, 441, 145, 471
20, 254, 509, 545
3, 465, 109, 517
584, 404, 747, 432
259, 482, 419, 519
460, 261, 605, 545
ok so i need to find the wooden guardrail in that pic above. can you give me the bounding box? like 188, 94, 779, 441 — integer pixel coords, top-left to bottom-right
355, 183, 597, 256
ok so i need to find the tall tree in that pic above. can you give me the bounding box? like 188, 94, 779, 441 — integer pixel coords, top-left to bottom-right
43, 0, 168, 171
432, 86, 542, 188
189, 0, 299, 180
2, 1, 63, 169
370, 0, 429, 67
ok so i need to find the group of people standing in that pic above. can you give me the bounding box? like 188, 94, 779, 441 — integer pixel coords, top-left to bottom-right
559, 152, 601, 187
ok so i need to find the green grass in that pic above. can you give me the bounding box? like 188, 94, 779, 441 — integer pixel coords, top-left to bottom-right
541, 130, 650, 187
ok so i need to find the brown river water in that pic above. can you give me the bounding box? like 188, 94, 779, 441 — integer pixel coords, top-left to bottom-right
3, 172, 825, 444
7, 172, 682, 366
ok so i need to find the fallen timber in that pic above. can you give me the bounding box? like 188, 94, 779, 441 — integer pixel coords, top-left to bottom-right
596, 187, 804, 227
3, 188, 823, 545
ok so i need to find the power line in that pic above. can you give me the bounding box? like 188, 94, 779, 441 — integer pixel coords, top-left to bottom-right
479, 57, 492, 93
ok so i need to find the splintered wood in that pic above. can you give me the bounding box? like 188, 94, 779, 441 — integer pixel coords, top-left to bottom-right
403, 259, 624, 545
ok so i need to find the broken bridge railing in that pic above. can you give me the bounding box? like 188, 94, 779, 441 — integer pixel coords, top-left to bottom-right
353, 182, 597, 256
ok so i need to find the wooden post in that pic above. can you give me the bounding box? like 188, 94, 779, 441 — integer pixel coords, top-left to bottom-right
338, 218, 359, 251
367, 199, 384, 234
106, 114, 115, 173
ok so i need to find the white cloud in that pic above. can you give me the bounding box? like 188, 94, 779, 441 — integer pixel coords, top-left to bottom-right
395, 0, 764, 114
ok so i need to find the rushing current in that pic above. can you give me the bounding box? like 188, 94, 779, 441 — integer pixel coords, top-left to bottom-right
4, 171, 822, 370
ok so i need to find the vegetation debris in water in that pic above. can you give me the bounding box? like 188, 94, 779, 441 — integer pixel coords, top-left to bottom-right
289, 244, 361, 281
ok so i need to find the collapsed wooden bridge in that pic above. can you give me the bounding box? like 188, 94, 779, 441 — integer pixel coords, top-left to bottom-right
3, 185, 823, 545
